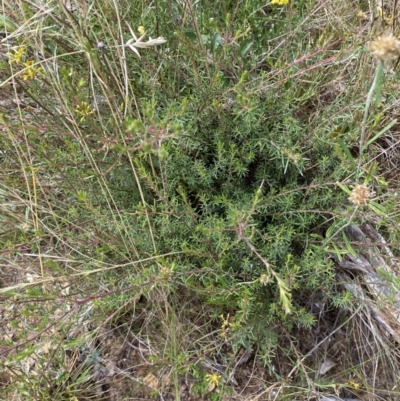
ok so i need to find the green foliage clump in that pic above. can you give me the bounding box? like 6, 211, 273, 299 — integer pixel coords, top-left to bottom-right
2, 0, 399, 399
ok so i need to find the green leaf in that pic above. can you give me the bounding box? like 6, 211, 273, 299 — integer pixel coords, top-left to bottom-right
336, 181, 351, 195
76, 190, 87, 202
374, 60, 384, 106
183, 29, 197, 42
240, 39, 254, 57
210, 32, 223, 54
331, 242, 344, 261
336, 138, 357, 171
368, 201, 387, 217
364, 161, 378, 184
342, 231, 356, 256
0, 14, 18, 32
365, 119, 397, 147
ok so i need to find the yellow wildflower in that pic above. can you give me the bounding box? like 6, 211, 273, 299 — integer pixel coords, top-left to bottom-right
22, 60, 41, 81
138, 26, 145, 35
356, 10, 367, 20
7, 47, 25, 65
219, 314, 230, 338
271, 0, 289, 5
347, 379, 360, 389
205, 372, 222, 390
75, 101, 94, 122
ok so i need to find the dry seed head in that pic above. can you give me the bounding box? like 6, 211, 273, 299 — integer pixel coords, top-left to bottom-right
259, 274, 269, 285
369, 34, 400, 61
348, 184, 372, 206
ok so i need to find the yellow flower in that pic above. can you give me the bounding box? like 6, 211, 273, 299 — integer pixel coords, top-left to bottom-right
7, 47, 25, 65
271, 0, 289, 5
75, 101, 94, 122
138, 26, 145, 35
22, 60, 41, 81
205, 372, 222, 389
356, 10, 367, 20
347, 379, 360, 389
219, 314, 230, 337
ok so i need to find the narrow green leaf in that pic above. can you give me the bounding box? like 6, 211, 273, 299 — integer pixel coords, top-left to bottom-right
364, 161, 378, 184
342, 232, 356, 256
374, 60, 384, 106
240, 39, 254, 57
365, 119, 397, 147
0, 14, 18, 32
336, 181, 351, 195
368, 201, 387, 217
337, 138, 357, 171
210, 32, 223, 54
332, 242, 344, 261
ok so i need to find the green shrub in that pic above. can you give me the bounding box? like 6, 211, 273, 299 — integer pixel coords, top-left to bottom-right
1, 0, 399, 399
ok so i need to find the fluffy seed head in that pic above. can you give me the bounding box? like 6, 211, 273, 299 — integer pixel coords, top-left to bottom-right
369, 34, 400, 61
348, 184, 372, 206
